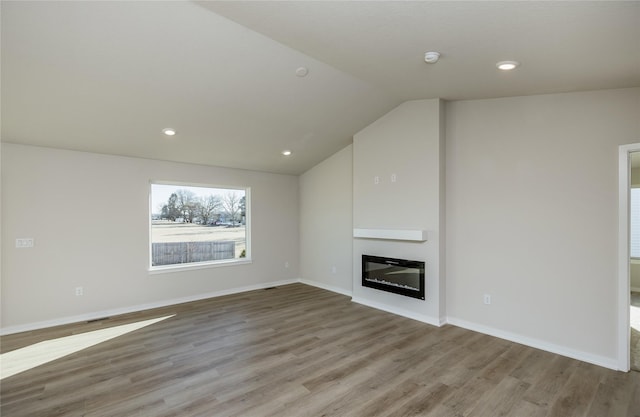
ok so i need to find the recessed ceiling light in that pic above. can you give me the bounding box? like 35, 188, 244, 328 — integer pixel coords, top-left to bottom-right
424, 52, 440, 64
295, 67, 309, 77
496, 61, 520, 71
162, 128, 177, 136
282, 150, 292, 156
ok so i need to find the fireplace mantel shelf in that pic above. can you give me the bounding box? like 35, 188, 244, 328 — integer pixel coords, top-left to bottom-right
353, 228, 427, 242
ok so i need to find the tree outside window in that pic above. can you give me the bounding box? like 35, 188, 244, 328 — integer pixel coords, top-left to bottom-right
150, 183, 249, 268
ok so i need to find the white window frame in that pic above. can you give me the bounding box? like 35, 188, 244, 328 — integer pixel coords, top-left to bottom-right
148, 181, 251, 273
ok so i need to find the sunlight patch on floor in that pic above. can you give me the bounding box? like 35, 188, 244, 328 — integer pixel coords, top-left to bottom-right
0, 315, 174, 380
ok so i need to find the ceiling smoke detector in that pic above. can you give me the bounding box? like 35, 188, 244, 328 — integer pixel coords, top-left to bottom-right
424, 52, 440, 64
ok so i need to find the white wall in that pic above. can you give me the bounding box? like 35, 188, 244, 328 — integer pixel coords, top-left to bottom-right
446, 88, 640, 368
4, 87, 639, 370
352, 99, 446, 325
1, 144, 299, 332
298, 145, 353, 295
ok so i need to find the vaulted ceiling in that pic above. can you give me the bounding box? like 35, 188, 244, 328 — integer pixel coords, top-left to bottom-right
2, 1, 639, 175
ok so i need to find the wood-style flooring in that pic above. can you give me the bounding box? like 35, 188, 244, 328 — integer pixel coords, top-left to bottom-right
1, 283, 639, 416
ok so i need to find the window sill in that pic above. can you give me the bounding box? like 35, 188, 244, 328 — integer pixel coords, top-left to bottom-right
149, 259, 252, 274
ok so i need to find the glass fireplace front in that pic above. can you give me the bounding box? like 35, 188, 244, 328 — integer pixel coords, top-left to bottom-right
362, 255, 425, 300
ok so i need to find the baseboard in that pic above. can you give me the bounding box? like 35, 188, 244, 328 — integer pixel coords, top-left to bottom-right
0, 279, 298, 336
446, 316, 620, 371
2, 281, 621, 372
351, 296, 445, 327
298, 279, 353, 297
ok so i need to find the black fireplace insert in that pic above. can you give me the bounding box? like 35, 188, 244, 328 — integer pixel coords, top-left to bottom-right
362, 255, 425, 300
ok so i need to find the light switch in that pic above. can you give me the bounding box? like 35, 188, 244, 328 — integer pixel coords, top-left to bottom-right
16, 238, 34, 248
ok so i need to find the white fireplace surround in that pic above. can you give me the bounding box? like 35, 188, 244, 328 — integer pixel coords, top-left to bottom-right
353, 228, 428, 242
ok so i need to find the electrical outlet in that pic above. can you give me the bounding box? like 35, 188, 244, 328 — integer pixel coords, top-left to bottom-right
391, 173, 397, 183
75, 287, 84, 296
284, 261, 290, 268
483, 294, 491, 305
374, 176, 380, 185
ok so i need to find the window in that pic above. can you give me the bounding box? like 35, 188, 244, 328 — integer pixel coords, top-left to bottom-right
150, 182, 249, 269
631, 187, 640, 258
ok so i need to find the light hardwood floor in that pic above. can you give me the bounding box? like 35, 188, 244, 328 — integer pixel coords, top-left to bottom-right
1, 283, 639, 416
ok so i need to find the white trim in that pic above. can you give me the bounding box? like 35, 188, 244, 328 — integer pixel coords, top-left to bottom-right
0, 279, 297, 336
298, 279, 353, 297
618, 143, 639, 372
353, 228, 428, 242
149, 259, 252, 274
448, 317, 619, 371
351, 296, 445, 327
0, 278, 628, 371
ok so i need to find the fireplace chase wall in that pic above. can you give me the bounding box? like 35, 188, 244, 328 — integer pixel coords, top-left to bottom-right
352, 99, 446, 326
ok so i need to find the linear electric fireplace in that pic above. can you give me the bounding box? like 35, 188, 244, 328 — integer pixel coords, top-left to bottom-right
362, 255, 425, 300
